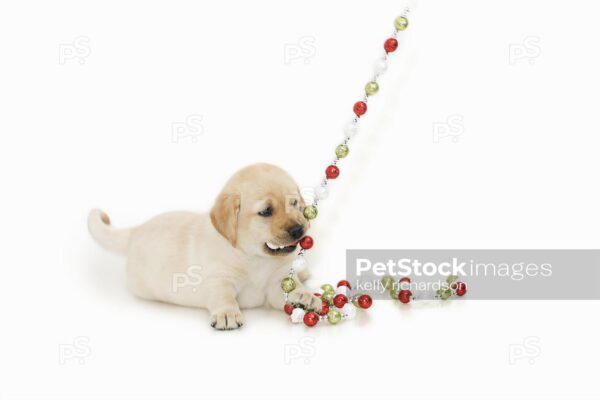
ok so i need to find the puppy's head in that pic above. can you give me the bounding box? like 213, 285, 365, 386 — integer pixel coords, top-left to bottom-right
210, 163, 308, 257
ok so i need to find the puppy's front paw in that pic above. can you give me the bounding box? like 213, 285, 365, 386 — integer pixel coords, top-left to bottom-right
288, 291, 322, 312
210, 308, 245, 330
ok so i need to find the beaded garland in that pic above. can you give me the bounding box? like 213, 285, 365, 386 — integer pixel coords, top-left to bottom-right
381, 275, 468, 304
281, 10, 422, 327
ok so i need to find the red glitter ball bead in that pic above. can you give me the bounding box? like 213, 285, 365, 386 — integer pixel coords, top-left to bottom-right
284, 303, 294, 315
333, 294, 348, 308
319, 301, 329, 316
353, 101, 367, 116
303, 311, 319, 327
455, 282, 467, 296
399, 277, 411, 290
299, 236, 313, 250
384, 38, 398, 53
398, 290, 412, 304
325, 165, 340, 179
357, 294, 373, 309
337, 280, 352, 290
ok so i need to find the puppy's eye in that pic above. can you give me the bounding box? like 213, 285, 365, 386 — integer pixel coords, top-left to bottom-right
258, 207, 273, 217
291, 199, 298, 207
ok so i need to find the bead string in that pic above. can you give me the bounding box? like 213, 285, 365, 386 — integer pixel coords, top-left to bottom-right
381, 275, 468, 304
281, 10, 412, 327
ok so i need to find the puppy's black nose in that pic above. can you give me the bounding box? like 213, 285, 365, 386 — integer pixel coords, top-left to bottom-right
288, 224, 305, 240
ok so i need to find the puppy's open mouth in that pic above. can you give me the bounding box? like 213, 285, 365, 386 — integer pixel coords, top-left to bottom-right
264, 241, 298, 256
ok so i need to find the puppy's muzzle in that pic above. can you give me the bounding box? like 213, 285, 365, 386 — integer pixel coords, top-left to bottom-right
287, 224, 305, 240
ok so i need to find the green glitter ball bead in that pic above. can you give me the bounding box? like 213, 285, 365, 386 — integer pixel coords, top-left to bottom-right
303, 205, 318, 220
395, 16, 409, 31
381, 275, 395, 290
335, 144, 349, 159
281, 277, 296, 293
321, 284, 334, 293
321, 291, 334, 305
446, 275, 459, 285
439, 288, 452, 300
390, 289, 400, 300
365, 81, 379, 96
327, 309, 342, 324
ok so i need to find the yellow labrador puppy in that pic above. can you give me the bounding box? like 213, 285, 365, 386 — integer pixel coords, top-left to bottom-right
88, 163, 321, 330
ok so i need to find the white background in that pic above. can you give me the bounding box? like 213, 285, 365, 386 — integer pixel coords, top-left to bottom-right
1, 0, 599, 398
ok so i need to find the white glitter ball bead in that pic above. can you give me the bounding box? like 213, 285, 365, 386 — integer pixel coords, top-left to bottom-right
292, 256, 307, 272
315, 185, 329, 200
335, 286, 348, 296
344, 122, 359, 138
374, 58, 388, 75
290, 308, 305, 323
342, 303, 357, 320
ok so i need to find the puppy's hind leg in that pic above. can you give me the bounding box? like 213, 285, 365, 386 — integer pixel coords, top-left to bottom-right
204, 280, 245, 330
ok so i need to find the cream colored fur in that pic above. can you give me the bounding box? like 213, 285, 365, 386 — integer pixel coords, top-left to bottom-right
88, 163, 321, 330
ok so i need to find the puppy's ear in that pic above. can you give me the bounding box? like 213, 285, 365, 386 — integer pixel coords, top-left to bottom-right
210, 193, 241, 247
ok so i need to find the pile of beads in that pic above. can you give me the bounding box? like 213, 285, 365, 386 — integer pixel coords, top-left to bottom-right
281, 10, 411, 326
381, 275, 468, 304
283, 280, 372, 327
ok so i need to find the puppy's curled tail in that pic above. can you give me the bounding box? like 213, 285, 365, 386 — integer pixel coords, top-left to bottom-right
87, 209, 132, 255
